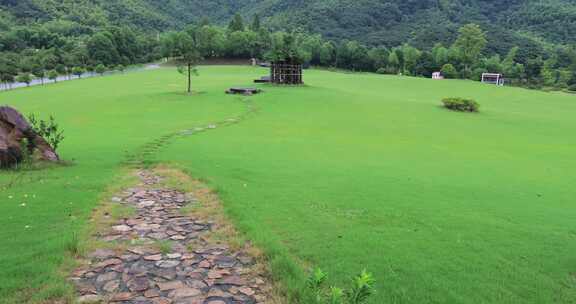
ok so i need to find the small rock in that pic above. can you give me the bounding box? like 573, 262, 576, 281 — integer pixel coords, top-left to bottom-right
112, 225, 132, 232
96, 272, 118, 283
169, 287, 202, 299
167, 253, 182, 259
216, 276, 246, 286
128, 247, 147, 255
239, 287, 255, 296
75, 282, 97, 295
148, 232, 168, 240
157, 281, 186, 291
198, 260, 211, 268
151, 268, 177, 280
152, 298, 172, 304
121, 254, 141, 262
103, 280, 120, 292
78, 294, 102, 303
155, 260, 180, 268
139, 200, 156, 207
111, 292, 134, 302
89, 249, 117, 260
94, 258, 123, 269
144, 289, 161, 298
144, 254, 163, 261
128, 277, 150, 292
186, 279, 207, 289
207, 271, 223, 279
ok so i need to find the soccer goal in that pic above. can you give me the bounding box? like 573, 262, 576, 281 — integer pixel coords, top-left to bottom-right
481, 73, 504, 86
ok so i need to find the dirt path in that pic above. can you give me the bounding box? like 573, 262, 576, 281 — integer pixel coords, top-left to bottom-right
70, 170, 272, 304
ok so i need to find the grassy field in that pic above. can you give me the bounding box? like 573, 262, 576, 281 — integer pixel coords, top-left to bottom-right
1, 66, 575, 303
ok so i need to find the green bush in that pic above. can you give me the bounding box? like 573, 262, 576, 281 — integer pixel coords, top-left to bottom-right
441, 64, 458, 79
95, 64, 107, 76
27, 114, 65, 151
376, 68, 387, 74
442, 97, 480, 112
568, 84, 576, 92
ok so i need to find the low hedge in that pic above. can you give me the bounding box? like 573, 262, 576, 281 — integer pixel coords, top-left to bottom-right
442, 97, 480, 113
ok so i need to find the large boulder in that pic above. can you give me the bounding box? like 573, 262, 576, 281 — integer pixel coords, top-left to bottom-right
0, 106, 59, 168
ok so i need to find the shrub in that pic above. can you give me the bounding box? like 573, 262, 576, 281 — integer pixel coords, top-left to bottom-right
116, 64, 126, 73
95, 64, 106, 76
568, 84, 576, 92
72, 67, 85, 78
442, 97, 480, 112
17, 73, 32, 86
27, 114, 65, 151
48, 70, 59, 82
376, 68, 386, 74
441, 64, 458, 79
307, 268, 376, 304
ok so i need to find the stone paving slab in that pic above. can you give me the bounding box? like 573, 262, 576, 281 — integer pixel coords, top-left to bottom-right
71, 170, 271, 304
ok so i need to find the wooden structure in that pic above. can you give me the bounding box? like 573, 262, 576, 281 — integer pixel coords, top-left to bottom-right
481, 73, 504, 86
270, 61, 303, 85
432, 72, 444, 80
254, 76, 271, 83
226, 87, 262, 95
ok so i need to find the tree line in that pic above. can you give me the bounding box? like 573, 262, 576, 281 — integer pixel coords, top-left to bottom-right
1, 14, 576, 91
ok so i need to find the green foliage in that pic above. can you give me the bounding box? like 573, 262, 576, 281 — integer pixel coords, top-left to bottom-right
307, 268, 328, 302
228, 13, 245, 32
95, 64, 106, 76
27, 114, 65, 151
250, 14, 261, 32
0, 1, 575, 90
116, 64, 126, 73
453, 24, 487, 69
16, 73, 32, 86
162, 30, 202, 92
265, 31, 311, 64
442, 97, 480, 113
306, 268, 376, 304
441, 64, 458, 79
72, 67, 86, 78
346, 270, 376, 304
47, 70, 58, 82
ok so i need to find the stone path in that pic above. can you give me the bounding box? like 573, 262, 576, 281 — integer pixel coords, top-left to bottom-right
71, 170, 271, 304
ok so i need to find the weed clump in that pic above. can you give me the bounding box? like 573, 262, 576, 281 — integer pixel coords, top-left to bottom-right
307, 268, 376, 304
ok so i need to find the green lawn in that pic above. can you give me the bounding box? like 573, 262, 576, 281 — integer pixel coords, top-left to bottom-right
1, 66, 575, 303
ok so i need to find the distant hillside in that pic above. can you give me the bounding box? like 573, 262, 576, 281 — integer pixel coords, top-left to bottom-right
1, 0, 576, 52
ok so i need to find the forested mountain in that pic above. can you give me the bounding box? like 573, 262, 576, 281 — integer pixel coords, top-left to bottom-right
1, 0, 575, 91
1, 0, 576, 51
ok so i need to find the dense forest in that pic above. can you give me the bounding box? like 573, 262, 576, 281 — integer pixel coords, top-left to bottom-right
1, 0, 576, 90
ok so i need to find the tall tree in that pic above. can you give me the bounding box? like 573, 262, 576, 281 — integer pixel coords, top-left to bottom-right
453, 24, 487, 72
87, 31, 120, 65
388, 52, 400, 73
228, 13, 245, 32
164, 31, 203, 93
250, 14, 261, 32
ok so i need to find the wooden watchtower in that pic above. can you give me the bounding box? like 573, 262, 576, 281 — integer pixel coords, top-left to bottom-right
270, 60, 303, 85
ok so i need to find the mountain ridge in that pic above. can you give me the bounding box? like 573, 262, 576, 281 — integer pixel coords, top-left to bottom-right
1, 0, 575, 52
